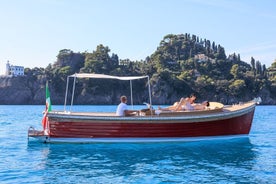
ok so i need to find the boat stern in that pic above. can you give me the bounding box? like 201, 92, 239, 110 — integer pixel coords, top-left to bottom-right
28, 126, 50, 143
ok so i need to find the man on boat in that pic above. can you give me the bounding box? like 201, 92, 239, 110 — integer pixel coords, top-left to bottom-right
116, 96, 139, 116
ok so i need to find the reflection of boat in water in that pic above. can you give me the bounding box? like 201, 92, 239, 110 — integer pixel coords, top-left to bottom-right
26, 138, 257, 183
28, 138, 256, 176
28, 73, 261, 143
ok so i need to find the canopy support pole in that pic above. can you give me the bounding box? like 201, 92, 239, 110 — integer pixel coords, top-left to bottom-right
64, 76, 70, 112
147, 76, 153, 115
130, 80, 133, 109
70, 76, 77, 112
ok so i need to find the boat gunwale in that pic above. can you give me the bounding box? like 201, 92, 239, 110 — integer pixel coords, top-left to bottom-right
47, 102, 256, 123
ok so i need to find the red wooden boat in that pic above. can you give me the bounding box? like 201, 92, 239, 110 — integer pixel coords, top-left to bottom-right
28, 73, 260, 143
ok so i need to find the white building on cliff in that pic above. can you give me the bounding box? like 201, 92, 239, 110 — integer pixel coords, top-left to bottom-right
5, 61, 24, 76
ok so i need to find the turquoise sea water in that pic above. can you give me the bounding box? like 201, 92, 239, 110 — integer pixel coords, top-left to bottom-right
0, 105, 275, 184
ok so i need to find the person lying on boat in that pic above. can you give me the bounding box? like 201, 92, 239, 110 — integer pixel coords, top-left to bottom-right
158, 93, 210, 111
116, 95, 140, 116
159, 100, 209, 111
158, 93, 197, 111
185, 100, 210, 111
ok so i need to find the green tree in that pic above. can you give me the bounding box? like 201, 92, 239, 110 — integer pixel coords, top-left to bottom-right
54, 49, 84, 73
81, 44, 112, 74
229, 79, 246, 95
256, 60, 262, 75
230, 64, 241, 79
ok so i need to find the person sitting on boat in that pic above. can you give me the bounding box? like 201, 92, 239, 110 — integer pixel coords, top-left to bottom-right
158, 93, 197, 111
116, 95, 139, 116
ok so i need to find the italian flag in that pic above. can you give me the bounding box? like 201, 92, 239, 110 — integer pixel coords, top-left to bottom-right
42, 81, 51, 131
45, 81, 52, 112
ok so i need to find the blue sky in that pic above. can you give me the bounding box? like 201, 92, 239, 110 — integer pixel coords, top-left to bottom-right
1, 0, 276, 75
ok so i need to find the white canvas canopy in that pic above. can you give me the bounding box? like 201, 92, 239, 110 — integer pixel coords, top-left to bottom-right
64, 73, 151, 111
69, 73, 148, 80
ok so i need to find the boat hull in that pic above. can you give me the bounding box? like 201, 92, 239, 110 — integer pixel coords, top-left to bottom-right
28, 103, 255, 143
49, 111, 254, 138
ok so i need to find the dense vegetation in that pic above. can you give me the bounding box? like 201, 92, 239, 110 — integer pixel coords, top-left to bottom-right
23, 33, 276, 105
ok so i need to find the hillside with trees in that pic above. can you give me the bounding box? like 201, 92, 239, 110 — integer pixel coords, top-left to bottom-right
1, 33, 276, 105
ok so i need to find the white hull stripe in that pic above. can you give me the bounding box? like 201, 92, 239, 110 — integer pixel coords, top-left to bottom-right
29, 135, 249, 143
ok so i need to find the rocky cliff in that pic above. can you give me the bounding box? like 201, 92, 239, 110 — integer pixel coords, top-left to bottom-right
0, 75, 275, 105
0, 76, 51, 105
